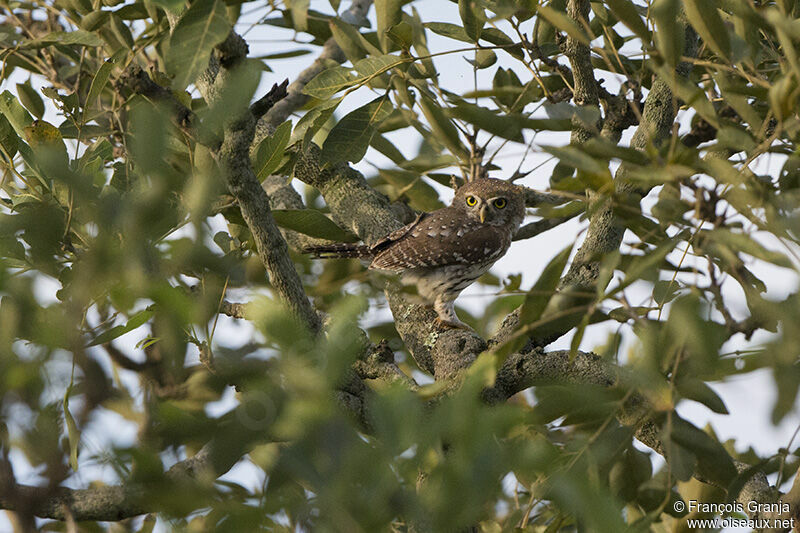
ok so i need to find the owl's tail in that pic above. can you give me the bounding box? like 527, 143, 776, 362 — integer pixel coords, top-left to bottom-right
303, 243, 372, 259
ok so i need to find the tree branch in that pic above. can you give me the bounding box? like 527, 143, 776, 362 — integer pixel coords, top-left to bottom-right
564, 0, 600, 143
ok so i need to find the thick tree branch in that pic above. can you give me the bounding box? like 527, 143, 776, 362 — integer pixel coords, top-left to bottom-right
564, 0, 600, 143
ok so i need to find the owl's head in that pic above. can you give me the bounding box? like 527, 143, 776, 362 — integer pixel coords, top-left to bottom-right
453, 178, 526, 228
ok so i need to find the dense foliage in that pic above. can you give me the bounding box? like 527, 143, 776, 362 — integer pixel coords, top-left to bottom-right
1, 0, 800, 531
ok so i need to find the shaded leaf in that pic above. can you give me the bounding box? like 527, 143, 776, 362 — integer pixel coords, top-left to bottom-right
271, 209, 358, 242
87, 309, 154, 346
683, 0, 731, 59
254, 121, 292, 180
321, 95, 394, 164
165, 0, 232, 91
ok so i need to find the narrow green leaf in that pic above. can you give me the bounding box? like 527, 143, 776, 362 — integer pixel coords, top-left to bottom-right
459, 0, 485, 41
652, 0, 683, 66
271, 209, 359, 242
166, 0, 232, 91
375, 0, 403, 51
16, 83, 44, 119
321, 95, 394, 164
292, 97, 342, 145
670, 415, 737, 484
330, 18, 368, 62
677, 378, 729, 414
449, 101, 525, 142
303, 66, 358, 99
353, 54, 410, 80
537, 5, 590, 45
0, 91, 33, 137
23, 30, 104, 48
87, 309, 154, 346
683, 0, 731, 59
606, 0, 649, 39
288, 0, 310, 32
86, 49, 126, 110
425, 22, 471, 43
0, 114, 19, 157
518, 244, 573, 327
386, 21, 413, 50
417, 94, 466, 159
63, 382, 80, 471
254, 121, 292, 179
707, 229, 793, 268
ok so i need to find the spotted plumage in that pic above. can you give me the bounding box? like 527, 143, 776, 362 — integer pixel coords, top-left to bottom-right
305, 178, 526, 327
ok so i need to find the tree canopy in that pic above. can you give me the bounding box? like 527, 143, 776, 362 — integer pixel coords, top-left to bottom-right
1, 0, 800, 530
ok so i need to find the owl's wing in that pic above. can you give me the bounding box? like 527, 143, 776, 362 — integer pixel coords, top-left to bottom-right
370, 211, 509, 271
369, 212, 427, 252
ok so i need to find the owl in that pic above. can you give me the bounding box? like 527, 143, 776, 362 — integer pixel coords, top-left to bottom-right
305, 178, 526, 328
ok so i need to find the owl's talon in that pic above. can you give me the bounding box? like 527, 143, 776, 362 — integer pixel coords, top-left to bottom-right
434, 317, 470, 330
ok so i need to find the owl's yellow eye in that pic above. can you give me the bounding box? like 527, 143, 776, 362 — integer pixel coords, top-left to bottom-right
466, 195, 478, 207
493, 198, 507, 209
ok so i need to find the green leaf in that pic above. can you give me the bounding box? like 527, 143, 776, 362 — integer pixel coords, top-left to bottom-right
670, 415, 737, 484
149, 0, 184, 12
0, 114, 19, 157
677, 377, 729, 414
386, 21, 413, 50
271, 209, 359, 242
87, 309, 154, 346
537, 5, 590, 45
449, 101, 526, 142
459, 0, 485, 41
708, 229, 793, 268
375, 0, 403, 51
605, 0, 649, 40
63, 380, 80, 471
417, 94, 466, 159
652, 0, 683, 66
23, 30, 104, 48
254, 121, 292, 180
288, 0, 309, 32
303, 66, 358, 99
425, 22, 471, 43
292, 97, 342, 145
0, 91, 34, 137
353, 54, 410, 80
321, 95, 394, 164
86, 49, 126, 111
683, 0, 731, 59
330, 18, 368, 62
16, 82, 44, 119
608, 238, 679, 296
165, 0, 232, 91
470, 49, 497, 69
80, 10, 110, 31
518, 244, 573, 328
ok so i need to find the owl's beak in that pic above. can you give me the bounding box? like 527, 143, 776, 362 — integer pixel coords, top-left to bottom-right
479, 205, 488, 223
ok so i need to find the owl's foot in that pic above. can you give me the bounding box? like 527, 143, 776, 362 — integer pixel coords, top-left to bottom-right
435, 316, 470, 329
432, 298, 469, 329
